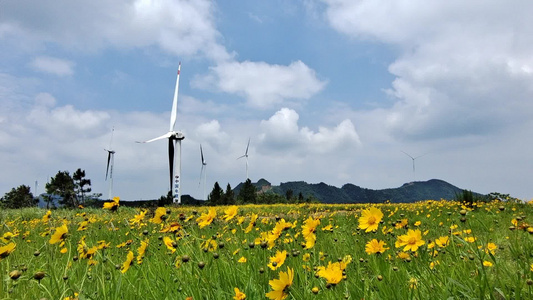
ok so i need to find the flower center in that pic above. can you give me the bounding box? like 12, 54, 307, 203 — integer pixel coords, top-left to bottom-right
368, 216, 376, 224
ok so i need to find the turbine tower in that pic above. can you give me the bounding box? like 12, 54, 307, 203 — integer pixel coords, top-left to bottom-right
237, 138, 250, 180
199, 144, 207, 200
401, 151, 427, 182
104, 127, 116, 200
138, 63, 185, 204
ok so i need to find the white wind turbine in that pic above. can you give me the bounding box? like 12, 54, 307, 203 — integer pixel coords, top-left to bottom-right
401, 151, 428, 182
198, 144, 207, 200
104, 127, 116, 200
138, 63, 185, 204
237, 138, 250, 180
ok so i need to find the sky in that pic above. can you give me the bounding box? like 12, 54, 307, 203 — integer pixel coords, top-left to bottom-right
1, 0, 532, 202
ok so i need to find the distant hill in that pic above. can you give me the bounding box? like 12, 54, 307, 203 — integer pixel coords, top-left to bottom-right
235, 178, 477, 204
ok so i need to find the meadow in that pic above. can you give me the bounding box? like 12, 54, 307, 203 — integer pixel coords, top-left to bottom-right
1, 199, 532, 299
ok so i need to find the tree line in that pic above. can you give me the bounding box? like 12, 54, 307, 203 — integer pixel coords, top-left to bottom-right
0, 168, 100, 209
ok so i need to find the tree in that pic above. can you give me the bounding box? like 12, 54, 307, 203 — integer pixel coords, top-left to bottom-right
223, 183, 235, 205
0, 185, 36, 209
237, 179, 257, 204
158, 191, 173, 206
208, 182, 224, 206
46, 171, 76, 208
285, 189, 294, 203
73, 168, 92, 206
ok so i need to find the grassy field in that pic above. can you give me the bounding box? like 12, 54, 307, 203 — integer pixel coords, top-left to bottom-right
1, 200, 532, 299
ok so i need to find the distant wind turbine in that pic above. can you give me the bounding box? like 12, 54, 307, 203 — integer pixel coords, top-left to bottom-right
237, 138, 250, 180
198, 144, 207, 200
401, 151, 428, 182
137, 63, 185, 204
104, 127, 116, 200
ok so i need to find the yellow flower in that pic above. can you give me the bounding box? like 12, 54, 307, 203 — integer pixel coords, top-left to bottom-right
268, 250, 288, 270
103, 196, 120, 211
238, 256, 247, 263
160, 222, 182, 233
42, 210, 51, 223
223, 206, 238, 222
395, 218, 408, 229
397, 251, 410, 260
365, 239, 389, 254
530, 263, 533, 272
302, 253, 310, 262
1, 232, 18, 243
77, 221, 89, 231
409, 277, 418, 289
151, 207, 167, 224
121, 251, 134, 273
266, 267, 294, 300
234, 287, 246, 300
60, 247, 68, 254
137, 239, 148, 264
49, 224, 68, 244
201, 239, 218, 252
0, 243, 16, 261
163, 236, 177, 253
485, 242, 497, 255
435, 236, 449, 248
395, 229, 425, 252
196, 208, 217, 228
301, 217, 320, 249
316, 261, 344, 285
483, 261, 493, 267
130, 209, 147, 225
358, 207, 383, 232
244, 213, 258, 233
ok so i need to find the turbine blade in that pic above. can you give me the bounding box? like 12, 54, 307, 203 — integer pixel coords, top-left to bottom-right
200, 144, 205, 164
245, 137, 250, 155
198, 165, 204, 187
168, 139, 175, 191
169, 63, 181, 132
105, 151, 111, 180
137, 132, 172, 143
401, 150, 414, 160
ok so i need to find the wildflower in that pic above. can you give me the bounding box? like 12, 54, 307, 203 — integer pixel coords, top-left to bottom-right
1, 232, 18, 243
316, 261, 344, 285
163, 236, 177, 253
530, 263, 533, 272
151, 207, 167, 224
130, 210, 147, 225
60, 247, 68, 254
358, 207, 383, 232
137, 239, 148, 264
365, 239, 389, 255
266, 267, 294, 300
77, 221, 89, 231
302, 253, 310, 262
301, 217, 320, 249
238, 256, 247, 263
485, 242, 497, 255
397, 251, 410, 260
268, 250, 288, 270
121, 251, 134, 273
234, 287, 246, 300
0, 243, 16, 261
435, 236, 449, 248
483, 261, 493, 267
244, 213, 258, 233
223, 206, 238, 222
414, 221, 421, 227
103, 196, 120, 211
395, 219, 408, 229
196, 208, 217, 228
395, 229, 425, 252
160, 222, 182, 233
201, 239, 217, 252
50, 224, 68, 244
429, 260, 440, 270
409, 277, 418, 289
42, 210, 51, 223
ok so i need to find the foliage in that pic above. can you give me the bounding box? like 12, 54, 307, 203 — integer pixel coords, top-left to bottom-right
1, 200, 533, 299
237, 179, 257, 204
207, 182, 224, 205
0, 185, 36, 209
45, 170, 76, 208
73, 168, 92, 205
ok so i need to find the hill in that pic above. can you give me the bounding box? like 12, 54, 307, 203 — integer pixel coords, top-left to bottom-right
236, 178, 476, 204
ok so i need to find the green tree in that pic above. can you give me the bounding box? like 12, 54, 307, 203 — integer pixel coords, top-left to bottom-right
223, 183, 235, 205
0, 185, 36, 209
73, 168, 92, 206
46, 171, 76, 208
158, 191, 173, 206
285, 189, 294, 203
208, 182, 224, 205
237, 179, 257, 204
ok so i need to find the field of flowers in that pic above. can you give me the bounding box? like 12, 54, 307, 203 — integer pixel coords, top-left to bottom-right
1, 199, 533, 299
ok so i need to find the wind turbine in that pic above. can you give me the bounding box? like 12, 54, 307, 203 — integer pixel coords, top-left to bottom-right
237, 138, 250, 180
401, 151, 428, 182
198, 144, 207, 200
104, 127, 116, 200
137, 63, 185, 204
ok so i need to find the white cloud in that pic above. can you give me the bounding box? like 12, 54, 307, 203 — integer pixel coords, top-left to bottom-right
0, 0, 232, 62
193, 60, 327, 108
320, 0, 533, 140
258, 108, 360, 154
30, 56, 75, 76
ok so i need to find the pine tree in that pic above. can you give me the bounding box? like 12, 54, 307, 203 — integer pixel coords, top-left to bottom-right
46, 171, 76, 208
224, 183, 235, 205
208, 182, 224, 206
237, 179, 256, 204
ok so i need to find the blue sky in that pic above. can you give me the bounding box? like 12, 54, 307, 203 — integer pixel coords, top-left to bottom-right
1, 0, 532, 201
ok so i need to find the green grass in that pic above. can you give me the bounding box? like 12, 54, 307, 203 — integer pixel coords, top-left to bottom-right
1, 200, 533, 299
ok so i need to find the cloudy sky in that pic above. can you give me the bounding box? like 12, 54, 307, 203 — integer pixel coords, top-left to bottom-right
1, 0, 532, 201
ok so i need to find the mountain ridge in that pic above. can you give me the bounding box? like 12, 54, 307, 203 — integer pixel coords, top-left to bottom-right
234, 178, 476, 203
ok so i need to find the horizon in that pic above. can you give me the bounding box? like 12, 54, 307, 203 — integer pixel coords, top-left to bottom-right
1, 1, 532, 202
